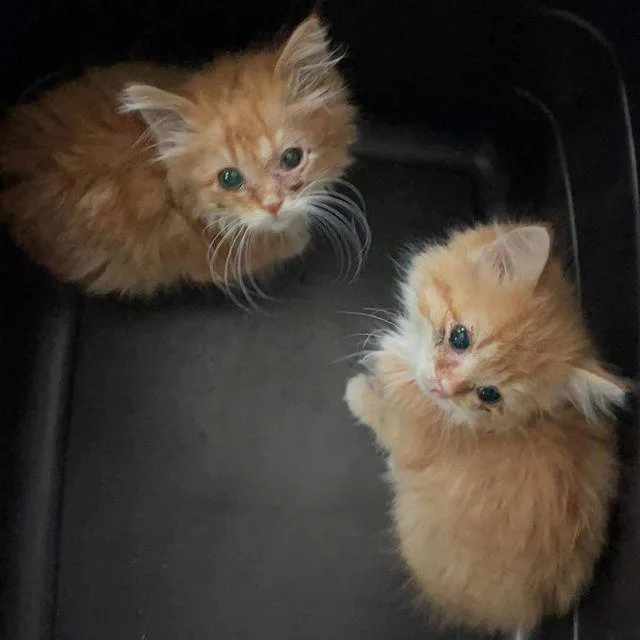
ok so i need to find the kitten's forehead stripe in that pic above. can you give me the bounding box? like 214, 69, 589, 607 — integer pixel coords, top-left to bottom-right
475, 306, 530, 352
431, 276, 461, 323
248, 100, 271, 138
234, 143, 247, 168
222, 124, 239, 165
258, 136, 271, 162
475, 332, 500, 350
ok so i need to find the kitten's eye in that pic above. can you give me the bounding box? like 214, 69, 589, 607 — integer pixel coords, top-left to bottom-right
449, 324, 470, 351
280, 147, 303, 170
477, 386, 502, 404
218, 168, 244, 191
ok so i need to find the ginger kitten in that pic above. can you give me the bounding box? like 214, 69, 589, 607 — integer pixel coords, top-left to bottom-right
0, 15, 363, 296
344, 223, 627, 634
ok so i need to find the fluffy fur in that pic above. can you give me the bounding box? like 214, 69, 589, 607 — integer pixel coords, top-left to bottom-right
0, 15, 362, 296
344, 222, 627, 633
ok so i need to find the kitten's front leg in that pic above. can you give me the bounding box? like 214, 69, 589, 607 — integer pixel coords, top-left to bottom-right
345, 373, 399, 451
345, 373, 380, 425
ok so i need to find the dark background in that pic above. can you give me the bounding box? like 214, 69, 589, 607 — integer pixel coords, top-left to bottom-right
1, 1, 639, 639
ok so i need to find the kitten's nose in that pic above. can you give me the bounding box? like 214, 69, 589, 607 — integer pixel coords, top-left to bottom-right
263, 199, 283, 215
428, 378, 454, 397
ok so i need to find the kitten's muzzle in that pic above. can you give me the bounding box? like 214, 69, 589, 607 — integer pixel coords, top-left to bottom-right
423, 377, 458, 398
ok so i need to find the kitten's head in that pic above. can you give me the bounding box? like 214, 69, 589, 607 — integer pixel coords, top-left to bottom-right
377, 223, 628, 428
120, 15, 357, 233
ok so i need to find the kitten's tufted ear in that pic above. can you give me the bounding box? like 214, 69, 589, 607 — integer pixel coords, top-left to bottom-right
474, 225, 551, 285
276, 14, 345, 107
119, 84, 195, 161
568, 363, 629, 423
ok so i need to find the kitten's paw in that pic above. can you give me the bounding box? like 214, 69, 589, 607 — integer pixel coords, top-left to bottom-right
344, 373, 374, 421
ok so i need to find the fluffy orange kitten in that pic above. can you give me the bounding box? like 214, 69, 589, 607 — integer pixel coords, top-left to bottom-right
344, 223, 627, 634
0, 15, 363, 296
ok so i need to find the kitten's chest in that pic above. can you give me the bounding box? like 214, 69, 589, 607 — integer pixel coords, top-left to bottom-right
395, 430, 551, 517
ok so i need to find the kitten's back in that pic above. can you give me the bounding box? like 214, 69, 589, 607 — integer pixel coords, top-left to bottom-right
1, 63, 182, 182
0, 63, 200, 294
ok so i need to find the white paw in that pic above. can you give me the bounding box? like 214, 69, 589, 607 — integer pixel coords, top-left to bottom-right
344, 373, 372, 419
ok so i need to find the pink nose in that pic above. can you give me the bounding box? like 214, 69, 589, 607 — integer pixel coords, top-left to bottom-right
428, 379, 452, 397
264, 200, 282, 215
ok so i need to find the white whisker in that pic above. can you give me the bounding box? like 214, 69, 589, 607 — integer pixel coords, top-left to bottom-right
208, 221, 243, 268
310, 212, 349, 276
240, 229, 272, 303
332, 349, 379, 365
311, 209, 359, 279
297, 176, 370, 280
329, 177, 366, 208
234, 226, 261, 310
338, 310, 398, 328
318, 215, 369, 271
221, 227, 252, 310
363, 306, 397, 320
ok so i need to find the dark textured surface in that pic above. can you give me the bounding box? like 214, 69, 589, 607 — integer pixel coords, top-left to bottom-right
54, 162, 481, 640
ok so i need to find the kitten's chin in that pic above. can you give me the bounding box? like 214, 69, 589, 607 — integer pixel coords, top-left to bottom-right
251, 207, 307, 233
199, 209, 305, 234
415, 383, 477, 426
258, 216, 299, 233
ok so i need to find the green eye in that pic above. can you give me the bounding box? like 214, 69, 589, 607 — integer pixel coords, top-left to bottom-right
449, 324, 470, 351
218, 168, 244, 190
280, 147, 303, 170
477, 386, 502, 404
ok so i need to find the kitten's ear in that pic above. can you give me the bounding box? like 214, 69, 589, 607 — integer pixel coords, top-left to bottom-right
276, 14, 344, 107
474, 225, 551, 285
568, 363, 629, 422
119, 84, 195, 161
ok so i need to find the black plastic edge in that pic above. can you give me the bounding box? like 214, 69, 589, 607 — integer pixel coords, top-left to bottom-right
3, 286, 80, 640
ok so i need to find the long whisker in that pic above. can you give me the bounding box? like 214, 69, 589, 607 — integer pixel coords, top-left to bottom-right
296, 171, 333, 197
361, 328, 387, 349
315, 192, 370, 239
202, 219, 222, 235
221, 227, 252, 310
310, 212, 349, 276
208, 221, 244, 275
331, 349, 379, 365
305, 199, 370, 280
308, 207, 357, 270
312, 202, 368, 260
321, 197, 371, 259
233, 226, 260, 310
243, 229, 272, 301
338, 310, 398, 328
328, 177, 367, 209
312, 210, 359, 280
297, 176, 371, 280
205, 221, 252, 309
207, 224, 236, 263
363, 306, 396, 319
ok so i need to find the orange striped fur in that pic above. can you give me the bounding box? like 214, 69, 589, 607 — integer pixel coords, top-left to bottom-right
0, 15, 356, 295
345, 222, 627, 633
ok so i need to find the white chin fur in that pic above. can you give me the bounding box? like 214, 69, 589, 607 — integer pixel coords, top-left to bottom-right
254, 208, 303, 232
200, 206, 305, 233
